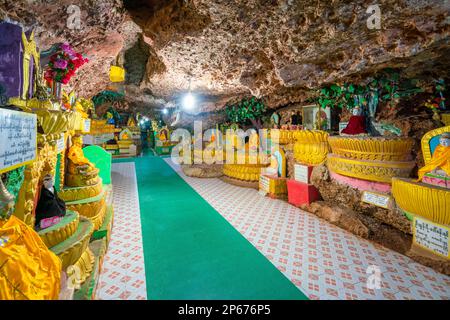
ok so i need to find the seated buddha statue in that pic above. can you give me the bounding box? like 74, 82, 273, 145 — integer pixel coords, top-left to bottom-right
417, 132, 450, 182
127, 116, 136, 127
159, 130, 168, 141
66, 135, 100, 187
73, 100, 88, 119
341, 106, 368, 135
35, 174, 66, 229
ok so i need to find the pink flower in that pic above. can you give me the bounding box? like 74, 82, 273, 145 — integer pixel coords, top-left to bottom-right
54, 58, 68, 69
61, 42, 76, 58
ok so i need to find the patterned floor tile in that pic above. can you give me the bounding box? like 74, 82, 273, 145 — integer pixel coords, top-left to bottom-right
165, 158, 450, 300
97, 162, 147, 300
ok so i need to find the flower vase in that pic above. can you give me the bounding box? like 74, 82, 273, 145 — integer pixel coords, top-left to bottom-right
52, 81, 62, 101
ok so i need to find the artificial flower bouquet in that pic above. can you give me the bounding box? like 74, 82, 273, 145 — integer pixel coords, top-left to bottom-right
44, 43, 89, 85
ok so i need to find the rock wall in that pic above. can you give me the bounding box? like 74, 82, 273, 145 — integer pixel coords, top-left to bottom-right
2, 0, 449, 114
126, 0, 450, 111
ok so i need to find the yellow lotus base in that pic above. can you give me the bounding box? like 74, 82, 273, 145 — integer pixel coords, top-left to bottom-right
67, 196, 106, 231
328, 136, 413, 162
50, 217, 94, 270
392, 177, 450, 226
293, 130, 329, 166
327, 154, 415, 183
59, 180, 103, 202
38, 211, 79, 248
294, 142, 329, 166
223, 163, 269, 181
271, 129, 301, 145
68, 247, 95, 287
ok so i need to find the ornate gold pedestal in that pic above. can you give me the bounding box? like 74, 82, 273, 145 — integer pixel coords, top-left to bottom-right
223, 164, 268, 182
392, 178, 450, 226
38, 211, 79, 248
293, 130, 329, 166
327, 136, 415, 183
328, 136, 414, 161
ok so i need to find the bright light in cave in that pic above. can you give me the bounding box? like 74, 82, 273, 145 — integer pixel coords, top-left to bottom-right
162, 108, 168, 115
182, 92, 195, 110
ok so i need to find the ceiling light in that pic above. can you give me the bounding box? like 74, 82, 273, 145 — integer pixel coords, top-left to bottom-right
182, 92, 195, 110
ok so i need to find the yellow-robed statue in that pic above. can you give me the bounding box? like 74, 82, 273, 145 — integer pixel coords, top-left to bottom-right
66, 135, 100, 187
417, 132, 450, 181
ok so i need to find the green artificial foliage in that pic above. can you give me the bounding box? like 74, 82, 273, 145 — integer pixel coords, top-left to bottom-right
311, 69, 424, 114
92, 90, 125, 107
425, 79, 447, 111
224, 97, 266, 125
5, 166, 26, 202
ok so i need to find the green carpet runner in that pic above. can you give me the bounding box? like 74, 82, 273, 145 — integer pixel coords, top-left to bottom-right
114, 152, 307, 300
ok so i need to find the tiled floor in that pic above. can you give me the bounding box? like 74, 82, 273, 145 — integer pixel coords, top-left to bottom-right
165, 159, 450, 300
97, 162, 147, 300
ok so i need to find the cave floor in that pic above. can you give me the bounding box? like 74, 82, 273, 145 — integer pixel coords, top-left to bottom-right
97, 151, 450, 300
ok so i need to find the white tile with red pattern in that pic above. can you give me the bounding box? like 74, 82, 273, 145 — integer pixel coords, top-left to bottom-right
165, 158, 450, 300
97, 162, 147, 300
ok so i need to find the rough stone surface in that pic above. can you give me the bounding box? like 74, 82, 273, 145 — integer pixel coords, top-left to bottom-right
303, 202, 370, 238
408, 248, 450, 276
181, 163, 223, 178
2, 0, 449, 113
311, 164, 412, 233
125, 0, 450, 111
285, 149, 295, 179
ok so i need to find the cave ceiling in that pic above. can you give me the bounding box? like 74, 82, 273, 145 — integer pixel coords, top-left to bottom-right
1, 0, 449, 113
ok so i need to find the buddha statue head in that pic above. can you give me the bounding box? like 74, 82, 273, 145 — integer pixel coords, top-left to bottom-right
72, 135, 83, 147
439, 132, 450, 147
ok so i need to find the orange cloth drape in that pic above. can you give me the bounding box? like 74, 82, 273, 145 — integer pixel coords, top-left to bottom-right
417, 145, 450, 181
0, 216, 61, 300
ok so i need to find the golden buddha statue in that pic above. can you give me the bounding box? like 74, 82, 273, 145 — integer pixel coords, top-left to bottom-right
159, 129, 168, 141
417, 132, 450, 182
73, 100, 88, 119
127, 115, 136, 127
66, 135, 100, 187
